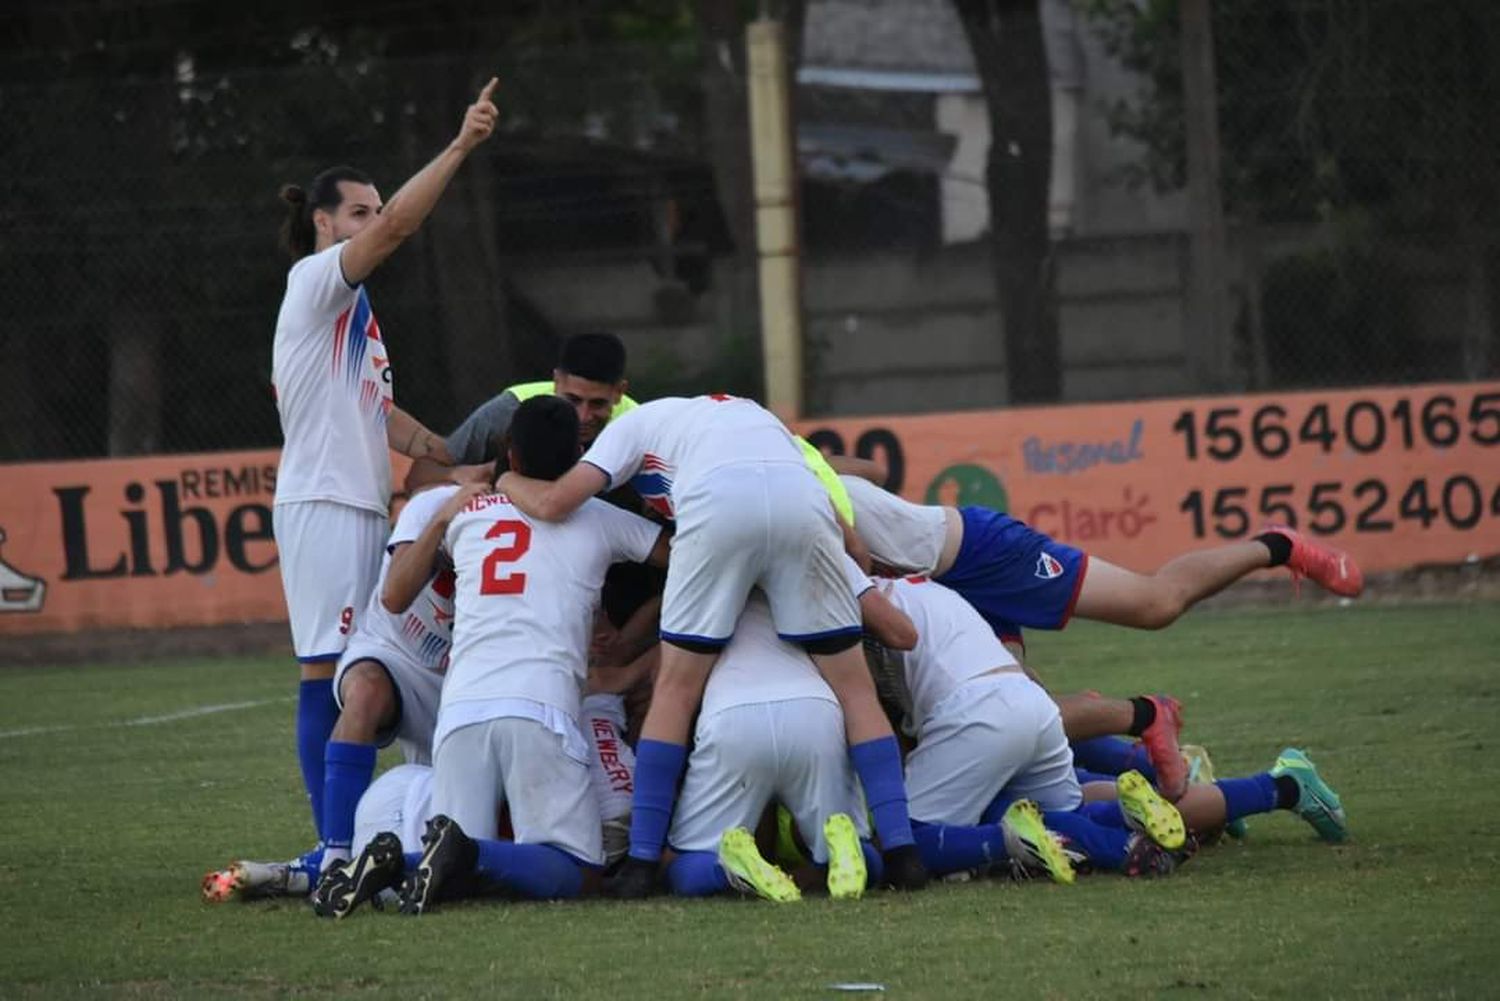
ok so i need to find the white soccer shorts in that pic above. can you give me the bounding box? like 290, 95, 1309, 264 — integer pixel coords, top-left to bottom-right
668, 697, 868, 863
333, 635, 443, 765
905, 673, 1082, 825
353, 763, 434, 856
431, 716, 604, 866
273, 500, 386, 662
661, 462, 859, 646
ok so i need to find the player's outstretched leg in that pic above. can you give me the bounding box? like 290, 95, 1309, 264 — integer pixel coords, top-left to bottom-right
1271, 748, 1348, 843
822, 813, 867, 901
1000, 800, 1075, 885
1116, 770, 1187, 850
313, 831, 405, 919
1182, 743, 1247, 839
1073, 529, 1362, 632
717, 827, 802, 903
398, 815, 478, 916
202, 858, 313, 904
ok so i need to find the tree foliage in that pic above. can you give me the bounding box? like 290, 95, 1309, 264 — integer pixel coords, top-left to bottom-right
1083, 0, 1500, 227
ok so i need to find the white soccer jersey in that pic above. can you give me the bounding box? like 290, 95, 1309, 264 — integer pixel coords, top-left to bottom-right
880, 576, 1019, 729
579, 395, 803, 520
272, 244, 395, 515
358, 485, 458, 671
840, 475, 948, 575
700, 595, 837, 717
442, 491, 661, 716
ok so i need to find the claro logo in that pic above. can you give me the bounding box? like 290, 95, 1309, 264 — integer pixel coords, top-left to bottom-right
53, 466, 280, 580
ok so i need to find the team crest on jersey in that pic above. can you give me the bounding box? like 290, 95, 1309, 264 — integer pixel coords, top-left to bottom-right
1035, 552, 1065, 580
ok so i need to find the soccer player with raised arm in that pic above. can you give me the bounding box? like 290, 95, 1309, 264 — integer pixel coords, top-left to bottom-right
497, 395, 930, 896
270, 79, 498, 846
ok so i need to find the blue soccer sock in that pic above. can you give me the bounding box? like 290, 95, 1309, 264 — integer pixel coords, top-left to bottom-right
292, 843, 325, 881
860, 840, 885, 886
1070, 736, 1157, 782
321, 741, 377, 855
849, 737, 915, 850
628, 739, 687, 862
1077, 799, 1130, 830
296, 678, 339, 839
1042, 810, 1132, 870
1218, 773, 1279, 823
668, 851, 731, 897
911, 820, 1008, 876
980, 791, 1015, 826
473, 839, 584, 899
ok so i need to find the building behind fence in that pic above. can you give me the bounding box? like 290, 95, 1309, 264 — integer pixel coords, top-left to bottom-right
2, 0, 1496, 463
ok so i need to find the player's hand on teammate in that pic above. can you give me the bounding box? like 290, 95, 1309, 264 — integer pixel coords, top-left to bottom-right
454, 77, 499, 153
436, 481, 487, 524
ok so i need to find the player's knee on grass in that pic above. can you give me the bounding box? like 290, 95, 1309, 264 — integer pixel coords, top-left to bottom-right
334, 661, 398, 741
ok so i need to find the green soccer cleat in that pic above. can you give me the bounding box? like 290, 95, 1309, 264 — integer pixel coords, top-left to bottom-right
774, 804, 811, 870
1182, 743, 1248, 840
1000, 799, 1075, 885
822, 813, 867, 901
1117, 769, 1187, 850
1271, 748, 1347, 843
718, 827, 802, 903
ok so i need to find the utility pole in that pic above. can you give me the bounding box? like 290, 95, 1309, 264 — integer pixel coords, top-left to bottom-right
1180, 0, 1233, 391
746, 16, 803, 419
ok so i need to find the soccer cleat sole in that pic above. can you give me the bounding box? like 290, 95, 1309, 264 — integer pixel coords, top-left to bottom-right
1000, 800, 1075, 886
314, 833, 404, 919
1117, 770, 1187, 850
717, 827, 802, 903
398, 815, 475, 916
822, 813, 866, 901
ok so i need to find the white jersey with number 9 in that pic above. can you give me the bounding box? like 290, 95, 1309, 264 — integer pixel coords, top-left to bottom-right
441, 491, 661, 718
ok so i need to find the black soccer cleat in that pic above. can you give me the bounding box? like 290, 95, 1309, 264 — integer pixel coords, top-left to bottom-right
1120, 831, 1197, 879
312, 832, 406, 919
398, 815, 478, 916
604, 856, 660, 900
881, 843, 930, 892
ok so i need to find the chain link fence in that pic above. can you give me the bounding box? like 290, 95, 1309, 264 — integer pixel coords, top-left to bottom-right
1, 0, 1495, 463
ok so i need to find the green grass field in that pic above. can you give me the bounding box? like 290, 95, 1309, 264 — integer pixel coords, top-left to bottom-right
3, 602, 1499, 999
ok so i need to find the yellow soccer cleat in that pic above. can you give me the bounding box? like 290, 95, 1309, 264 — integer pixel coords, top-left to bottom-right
717, 827, 802, 903
822, 813, 867, 901
1117, 769, 1187, 851
1000, 800, 1075, 885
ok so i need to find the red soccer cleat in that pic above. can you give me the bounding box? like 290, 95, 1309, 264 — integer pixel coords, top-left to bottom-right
1140, 695, 1188, 802
1262, 525, 1364, 598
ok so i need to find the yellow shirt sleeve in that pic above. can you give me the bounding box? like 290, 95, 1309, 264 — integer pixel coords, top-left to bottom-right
796, 436, 854, 527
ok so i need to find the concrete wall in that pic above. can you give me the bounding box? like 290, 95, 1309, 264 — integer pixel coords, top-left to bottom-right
505, 230, 1481, 419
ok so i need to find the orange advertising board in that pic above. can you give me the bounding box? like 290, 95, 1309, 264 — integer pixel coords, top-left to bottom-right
2, 381, 1497, 637
795, 381, 1500, 581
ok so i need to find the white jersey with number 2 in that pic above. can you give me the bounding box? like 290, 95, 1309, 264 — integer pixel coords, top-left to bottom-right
441, 490, 661, 717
